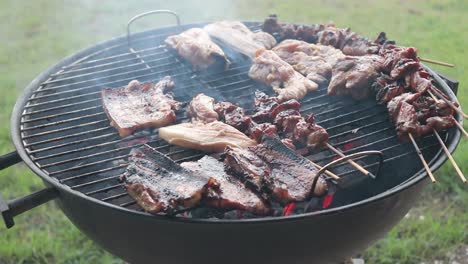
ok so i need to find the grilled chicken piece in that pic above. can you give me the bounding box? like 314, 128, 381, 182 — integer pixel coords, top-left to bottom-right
249, 49, 318, 102
165, 28, 229, 69
181, 156, 269, 215
203, 21, 276, 58
123, 145, 218, 214
187, 93, 219, 122
159, 121, 257, 153
224, 146, 268, 193
251, 136, 328, 204
101, 77, 180, 138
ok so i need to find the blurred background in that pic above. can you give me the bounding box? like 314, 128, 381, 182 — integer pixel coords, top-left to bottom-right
0, 0, 466, 263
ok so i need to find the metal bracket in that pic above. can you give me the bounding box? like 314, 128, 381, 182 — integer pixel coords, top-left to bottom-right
312, 150, 384, 194
0, 151, 22, 170
127, 10, 181, 49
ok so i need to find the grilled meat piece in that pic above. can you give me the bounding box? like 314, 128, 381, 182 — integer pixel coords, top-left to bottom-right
165, 28, 229, 69
214, 102, 252, 133
404, 68, 433, 94
188, 93, 219, 123
294, 114, 329, 149
380, 46, 418, 75
249, 49, 318, 102
123, 145, 218, 214
203, 21, 276, 59
372, 74, 407, 104
328, 55, 384, 100
181, 156, 269, 215
249, 123, 278, 143
159, 121, 257, 153
426, 116, 456, 131
252, 90, 279, 123
102, 77, 180, 138
224, 146, 269, 194
251, 136, 328, 204
262, 14, 325, 43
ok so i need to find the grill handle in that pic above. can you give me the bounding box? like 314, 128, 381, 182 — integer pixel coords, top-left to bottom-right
127, 10, 181, 48
312, 150, 384, 193
0, 151, 22, 170
0, 151, 59, 229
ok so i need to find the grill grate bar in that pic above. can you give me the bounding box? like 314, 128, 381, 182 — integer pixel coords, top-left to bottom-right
325, 112, 386, 131
21, 106, 102, 124
71, 174, 120, 189
25, 91, 102, 109
48, 154, 130, 176
41, 55, 174, 86
330, 127, 393, 147
86, 183, 124, 196
60, 164, 127, 183
328, 120, 389, 140
23, 98, 101, 113
21, 112, 105, 132
22, 119, 108, 139
24, 127, 113, 148
29, 132, 116, 154
101, 192, 128, 202
51, 49, 167, 77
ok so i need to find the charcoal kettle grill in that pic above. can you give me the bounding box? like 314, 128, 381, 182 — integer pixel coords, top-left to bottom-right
0, 10, 462, 264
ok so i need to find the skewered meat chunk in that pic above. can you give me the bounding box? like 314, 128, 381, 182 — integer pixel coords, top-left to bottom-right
159, 121, 257, 153
123, 145, 219, 214
214, 102, 253, 132
165, 28, 229, 69
181, 156, 269, 215
249, 123, 278, 143
101, 77, 180, 138
251, 136, 328, 204
262, 14, 325, 43
187, 93, 219, 123
380, 46, 418, 75
249, 49, 318, 102
204, 21, 277, 58
328, 55, 384, 100
252, 90, 279, 123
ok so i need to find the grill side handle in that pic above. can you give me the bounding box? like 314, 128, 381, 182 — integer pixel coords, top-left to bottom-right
0, 151, 59, 229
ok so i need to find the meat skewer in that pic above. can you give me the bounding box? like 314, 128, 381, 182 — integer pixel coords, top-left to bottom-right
432, 129, 466, 183
418, 57, 454, 68
428, 89, 468, 119
426, 90, 468, 137
408, 133, 436, 183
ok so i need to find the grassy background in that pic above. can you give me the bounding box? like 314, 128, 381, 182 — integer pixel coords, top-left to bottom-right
0, 0, 466, 263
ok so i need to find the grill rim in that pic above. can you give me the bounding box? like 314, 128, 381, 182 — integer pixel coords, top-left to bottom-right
9, 22, 463, 224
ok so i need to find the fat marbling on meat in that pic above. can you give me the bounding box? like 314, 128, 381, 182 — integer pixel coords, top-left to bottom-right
101, 77, 180, 138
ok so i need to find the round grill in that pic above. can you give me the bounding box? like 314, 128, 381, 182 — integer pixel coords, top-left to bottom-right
15, 22, 459, 216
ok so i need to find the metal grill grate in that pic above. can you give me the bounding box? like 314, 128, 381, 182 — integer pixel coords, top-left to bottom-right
19, 22, 447, 212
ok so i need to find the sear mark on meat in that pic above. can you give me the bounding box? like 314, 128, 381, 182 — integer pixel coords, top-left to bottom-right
165, 28, 229, 69
122, 145, 218, 214
188, 93, 219, 123
182, 156, 269, 215
203, 21, 277, 59
159, 121, 257, 153
251, 136, 328, 204
101, 77, 180, 138
249, 49, 318, 102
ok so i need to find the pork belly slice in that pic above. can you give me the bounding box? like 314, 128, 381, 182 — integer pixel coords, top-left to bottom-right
248, 49, 318, 102
159, 121, 257, 153
101, 77, 180, 138
165, 28, 229, 69
187, 93, 219, 122
203, 21, 276, 59
181, 156, 269, 215
123, 145, 218, 214
250, 136, 328, 204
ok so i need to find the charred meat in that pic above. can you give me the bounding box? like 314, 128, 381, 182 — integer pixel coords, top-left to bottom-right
123, 145, 218, 214
188, 93, 219, 123
101, 77, 180, 138
165, 28, 229, 69
204, 21, 277, 58
181, 156, 269, 215
159, 121, 257, 153
249, 49, 318, 102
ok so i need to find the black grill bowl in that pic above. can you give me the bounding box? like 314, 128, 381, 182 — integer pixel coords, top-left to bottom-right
1, 20, 462, 264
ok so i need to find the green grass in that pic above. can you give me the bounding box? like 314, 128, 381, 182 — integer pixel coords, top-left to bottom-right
0, 0, 466, 263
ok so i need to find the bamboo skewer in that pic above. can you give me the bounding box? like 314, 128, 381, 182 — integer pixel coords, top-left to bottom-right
428, 89, 468, 119
432, 129, 467, 183
426, 90, 468, 136
325, 142, 376, 178
307, 159, 340, 180
419, 57, 455, 68
408, 133, 436, 183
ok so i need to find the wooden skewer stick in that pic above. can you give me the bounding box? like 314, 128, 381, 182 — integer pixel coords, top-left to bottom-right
428, 89, 468, 119
325, 142, 376, 178
419, 57, 455, 68
427, 91, 468, 136
307, 159, 340, 180
408, 133, 436, 183
432, 129, 467, 183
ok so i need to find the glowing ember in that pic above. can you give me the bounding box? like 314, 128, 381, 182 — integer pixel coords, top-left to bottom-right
283, 202, 296, 216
